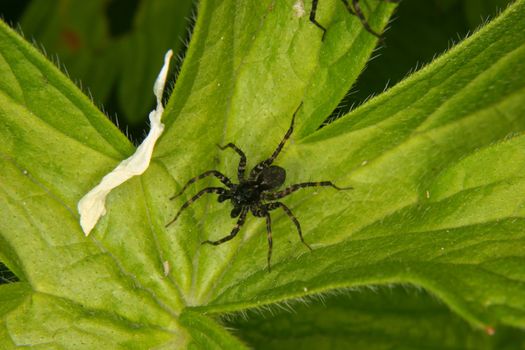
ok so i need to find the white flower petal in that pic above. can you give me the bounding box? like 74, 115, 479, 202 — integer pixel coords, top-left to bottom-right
78, 49, 173, 236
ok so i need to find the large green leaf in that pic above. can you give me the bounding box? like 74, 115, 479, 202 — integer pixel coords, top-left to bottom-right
1, 0, 525, 348
227, 286, 525, 349
20, 0, 121, 106
158, 0, 525, 330
19, 0, 193, 127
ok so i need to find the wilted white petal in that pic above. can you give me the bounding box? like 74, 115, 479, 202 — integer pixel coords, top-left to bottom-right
78, 50, 173, 236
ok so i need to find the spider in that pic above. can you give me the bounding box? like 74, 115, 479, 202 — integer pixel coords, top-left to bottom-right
165, 103, 352, 271
309, 0, 400, 40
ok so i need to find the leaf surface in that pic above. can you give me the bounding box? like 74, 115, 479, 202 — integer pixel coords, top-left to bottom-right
2, 0, 525, 348
20, 0, 193, 126
160, 0, 525, 332
227, 287, 525, 349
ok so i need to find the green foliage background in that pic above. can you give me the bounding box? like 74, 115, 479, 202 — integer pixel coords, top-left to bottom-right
0, 0, 524, 348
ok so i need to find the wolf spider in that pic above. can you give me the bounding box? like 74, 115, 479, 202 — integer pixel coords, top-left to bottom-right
166, 103, 352, 271
309, 0, 400, 40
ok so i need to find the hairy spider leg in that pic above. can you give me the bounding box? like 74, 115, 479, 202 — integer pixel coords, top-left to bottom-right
265, 202, 312, 252
262, 181, 353, 200
166, 187, 227, 227
309, 0, 327, 40
265, 212, 273, 272
201, 207, 249, 245
343, 0, 382, 38
310, 0, 399, 39
347, 0, 400, 38
217, 143, 247, 181
249, 103, 303, 180
170, 170, 233, 200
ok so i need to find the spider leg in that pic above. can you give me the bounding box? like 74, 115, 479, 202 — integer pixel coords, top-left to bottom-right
170, 170, 233, 200
217, 143, 247, 181
166, 187, 227, 227
201, 207, 248, 245
265, 202, 312, 252
249, 103, 303, 180
262, 181, 352, 200
264, 211, 273, 272
309, 0, 328, 40
309, 0, 399, 41
349, 0, 382, 38
341, 0, 356, 15
345, 0, 400, 39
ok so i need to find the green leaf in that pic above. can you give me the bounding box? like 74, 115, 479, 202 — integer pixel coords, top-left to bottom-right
179, 311, 249, 349
20, 0, 120, 104
2, 286, 172, 349
227, 287, 525, 349
158, 0, 525, 331
0, 283, 30, 348
0, 17, 175, 346
19, 0, 194, 126
1, 0, 525, 348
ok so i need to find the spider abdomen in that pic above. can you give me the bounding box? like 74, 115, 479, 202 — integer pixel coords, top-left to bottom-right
257, 165, 286, 190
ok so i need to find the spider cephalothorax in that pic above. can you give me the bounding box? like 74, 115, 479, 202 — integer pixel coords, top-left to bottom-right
166, 103, 352, 271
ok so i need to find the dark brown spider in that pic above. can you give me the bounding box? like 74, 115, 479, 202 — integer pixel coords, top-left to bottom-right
165, 103, 352, 271
310, 0, 400, 40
